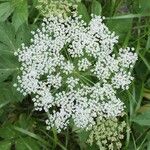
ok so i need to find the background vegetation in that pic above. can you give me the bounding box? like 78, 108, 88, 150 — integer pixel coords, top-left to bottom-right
0, 0, 150, 149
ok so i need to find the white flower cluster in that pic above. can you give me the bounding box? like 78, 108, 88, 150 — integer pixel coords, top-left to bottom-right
14, 14, 137, 132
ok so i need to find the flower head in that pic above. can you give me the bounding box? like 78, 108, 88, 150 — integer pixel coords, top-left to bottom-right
36, 0, 81, 18
87, 117, 126, 150
14, 14, 137, 135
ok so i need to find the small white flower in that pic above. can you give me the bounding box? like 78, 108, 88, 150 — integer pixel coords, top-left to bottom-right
78, 58, 91, 71
112, 71, 133, 90
118, 47, 138, 68
61, 61, 74, 75
47, 73, 62, 89
66, 77, 79, 90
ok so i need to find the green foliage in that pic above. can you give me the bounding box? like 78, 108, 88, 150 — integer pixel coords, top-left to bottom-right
77, 2, 90, 23
0, 141, 11, 150
0, 82, 23, 103
0, 22, 26, 104
133, 0, 150, 13
132, 110, 150, 126
91, 0, 102, 16
0, 0, 28, 30
106, 18, 133, 44
12, 0, 28, 31
0, 0, 150, 149
0, 2, 14, 21
0, 22, 16, 52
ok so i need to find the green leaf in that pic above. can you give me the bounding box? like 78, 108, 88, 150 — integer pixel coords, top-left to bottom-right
135, 60, 149, 80
0, 22, 31, 51
0, 124, 16, 139
15, 137, 40, 150
76, 129, 89, 143
14, 126, 49, 146
0, 100, 10, 109
132, 111, 150, 126
137, 52, 150, 71
0, 140, 11, 150
14, 126, 67, 150
131, 80, 144, 111
0, 2, 14, 21
91, 0, 102, 16
0, 54, 19, 82
12, 0, 28, 31
106, 18, 133, 42
0, 82, 24, 102
133, 0, 150, 13
77, 3, 90, 23
0, 43, 14, 55
0, 22, 16, 52
16, 114, 35, 129
16, 24, 31, 47
0, 23, 23, 82
74, 128, 90, 149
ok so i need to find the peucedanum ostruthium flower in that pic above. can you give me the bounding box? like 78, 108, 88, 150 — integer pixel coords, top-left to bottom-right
14, 14, 137, 149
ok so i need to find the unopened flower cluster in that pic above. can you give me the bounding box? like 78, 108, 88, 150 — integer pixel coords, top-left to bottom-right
14, 14, 137, 134
36, 0, 81, 18
87, 117, 126, 150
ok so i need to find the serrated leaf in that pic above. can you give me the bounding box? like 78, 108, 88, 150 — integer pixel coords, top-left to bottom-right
0, 22, 16, 52
0, 2, 14, 21
132, 111, 150, 126
0, 22, 31, 51
12, 0, 28, 31
77, 3, 90, 23
91, 0, 102, 15
0, 23, 23, 82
